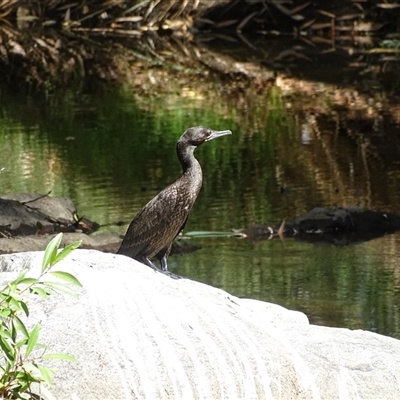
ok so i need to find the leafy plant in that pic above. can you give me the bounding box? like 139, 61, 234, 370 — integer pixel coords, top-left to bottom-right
0, 233, 82, 399
379, 39, 400, 49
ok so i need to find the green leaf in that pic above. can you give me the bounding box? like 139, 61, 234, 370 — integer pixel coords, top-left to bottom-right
29, 285, 52, 300
10, 319, 19, 342
0, 335, 15, 362
0, 326, 12, 340
12, 272, 40, 288
54, 240, 82, 265
19, 300, 29, 317
37, 365, 54, 384
49, 271, 82, 287
12, 270, 28, 285
43, 353, 76, 362
5, 284, 22, 299
16, 278, 38, 286
8, 296, 22, 312
18, 390, 34, 400
34, 342, 47, 350
42, 233, 63, 272
25, 324, 40, 358
0, 307, 11, 318
13, 316, 29, 340
44, 282, 79, 297
20, 362, 41, 381
15, 338, 29, 348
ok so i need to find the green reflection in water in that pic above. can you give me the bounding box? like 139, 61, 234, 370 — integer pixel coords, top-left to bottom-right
171, 234, 400, 339
0, 87, 239, 230
1, 86, 400, 340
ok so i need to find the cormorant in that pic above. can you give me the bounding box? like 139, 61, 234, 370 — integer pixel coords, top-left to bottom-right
117, 126, 232, 273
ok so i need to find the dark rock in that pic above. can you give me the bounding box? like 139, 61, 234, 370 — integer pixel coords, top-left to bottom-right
293, 207, 400, 234
2, 193, 76, 223
239, 207, 400, 245
0, 193, 99, 237
0, 197, 51, 236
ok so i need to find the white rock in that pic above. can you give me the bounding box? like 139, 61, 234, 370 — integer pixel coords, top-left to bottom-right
0, 250, 400, 399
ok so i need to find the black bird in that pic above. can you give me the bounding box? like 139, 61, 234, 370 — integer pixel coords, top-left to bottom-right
117, 126, 232, 272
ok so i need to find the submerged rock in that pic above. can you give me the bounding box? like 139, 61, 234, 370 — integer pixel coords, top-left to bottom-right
241, 207, 400, 245
293, 207, 400, 234
0, 250, 400, 399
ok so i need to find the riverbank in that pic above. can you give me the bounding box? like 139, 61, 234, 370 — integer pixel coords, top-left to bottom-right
0, 0, 398, 90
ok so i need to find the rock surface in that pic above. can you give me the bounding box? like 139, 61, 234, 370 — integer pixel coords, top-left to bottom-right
0, 232, 198, 258
0, 232, 122, 254
1, 250, 400, 399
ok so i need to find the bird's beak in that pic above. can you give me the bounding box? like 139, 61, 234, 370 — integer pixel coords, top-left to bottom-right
206, 129, 232, 141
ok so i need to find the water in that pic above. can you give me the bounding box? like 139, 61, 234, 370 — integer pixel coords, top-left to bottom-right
1, 84, 400, 339
174, 234, 400, 339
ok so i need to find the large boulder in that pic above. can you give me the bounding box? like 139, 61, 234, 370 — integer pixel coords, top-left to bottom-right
0, 250, 400, 399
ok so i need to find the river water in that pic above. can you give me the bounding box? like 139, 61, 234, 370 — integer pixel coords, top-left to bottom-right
1, 74, 400, 339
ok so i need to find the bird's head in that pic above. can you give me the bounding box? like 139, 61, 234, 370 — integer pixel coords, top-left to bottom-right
180, 126, 232, 147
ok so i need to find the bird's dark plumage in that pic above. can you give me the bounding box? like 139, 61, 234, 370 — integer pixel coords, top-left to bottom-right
117, 126, 232, 273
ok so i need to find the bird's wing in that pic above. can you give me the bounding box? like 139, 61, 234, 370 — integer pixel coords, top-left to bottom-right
117, 184, 188, 258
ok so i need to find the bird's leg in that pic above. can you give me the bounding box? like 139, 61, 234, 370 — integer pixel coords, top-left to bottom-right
160, 256, 168, 271
159, 256, 182, 279
142, 257, 159, 272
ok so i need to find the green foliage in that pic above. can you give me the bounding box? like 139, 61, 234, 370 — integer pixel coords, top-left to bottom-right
380, 39, 400, 49
0, 233, 82, 399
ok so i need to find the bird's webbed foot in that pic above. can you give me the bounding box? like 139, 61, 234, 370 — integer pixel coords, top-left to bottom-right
143, 257, 182, 280
160, 270, 182, 280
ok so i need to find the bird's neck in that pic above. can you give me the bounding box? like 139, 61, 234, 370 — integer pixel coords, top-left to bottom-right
177, 142, 203, 186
